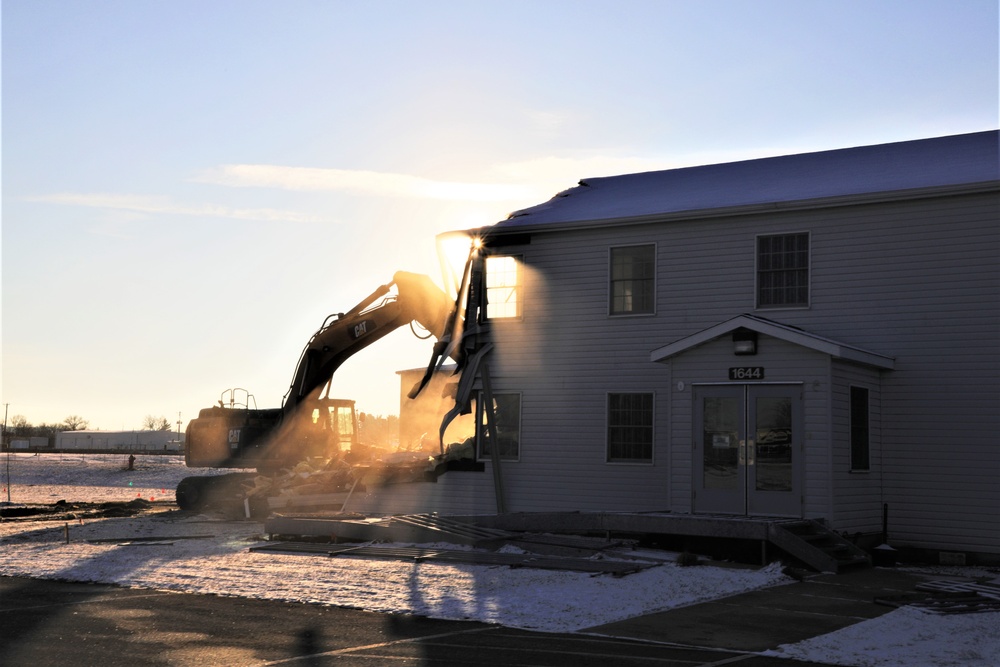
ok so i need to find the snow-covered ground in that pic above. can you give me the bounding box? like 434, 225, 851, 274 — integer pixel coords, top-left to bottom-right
2, 453, 998, 666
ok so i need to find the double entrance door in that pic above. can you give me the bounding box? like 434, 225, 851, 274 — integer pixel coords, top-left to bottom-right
693, 384, 802, 517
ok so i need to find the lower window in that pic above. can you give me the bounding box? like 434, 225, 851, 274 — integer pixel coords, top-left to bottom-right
608, 393, 654, 462
478, 392, 521, 461
850, 386, 870, 471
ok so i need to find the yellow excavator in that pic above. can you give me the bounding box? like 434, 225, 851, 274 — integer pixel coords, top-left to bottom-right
174, 270, 463, 511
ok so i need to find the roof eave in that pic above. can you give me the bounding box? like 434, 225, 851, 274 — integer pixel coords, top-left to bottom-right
486, 180, 1000, 237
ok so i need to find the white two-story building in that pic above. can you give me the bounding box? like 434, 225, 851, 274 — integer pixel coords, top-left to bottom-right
356, 131, 998, 565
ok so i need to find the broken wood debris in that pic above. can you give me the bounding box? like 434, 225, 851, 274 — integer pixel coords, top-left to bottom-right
875, 579, 1000, 614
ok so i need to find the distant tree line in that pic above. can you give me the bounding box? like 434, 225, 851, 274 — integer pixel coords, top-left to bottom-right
358, 413, 399, 449
3, 414, 176, 442
3, 413, 392, 448
4, 414, 87, 442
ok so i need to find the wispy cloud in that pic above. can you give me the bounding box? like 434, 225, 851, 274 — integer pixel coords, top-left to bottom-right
27, 148, 795, 226
196, 164, 537, 202
24, 192, 324, 223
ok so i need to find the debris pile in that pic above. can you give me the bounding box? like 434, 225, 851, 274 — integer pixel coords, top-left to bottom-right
0, 498, 159, 522
236, 440, 479, 513
245, 457, 360, 503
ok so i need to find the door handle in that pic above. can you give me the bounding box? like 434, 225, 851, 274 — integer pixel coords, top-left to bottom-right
739, 440, 746, 465
747, 439, 755, 465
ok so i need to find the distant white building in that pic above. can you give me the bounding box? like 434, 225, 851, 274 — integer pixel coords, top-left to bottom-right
56, 430, 184, 452
397, 365, 475, 451
10, 437, 50, 450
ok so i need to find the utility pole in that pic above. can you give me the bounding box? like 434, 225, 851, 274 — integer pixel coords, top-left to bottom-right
3, 403, 10, 503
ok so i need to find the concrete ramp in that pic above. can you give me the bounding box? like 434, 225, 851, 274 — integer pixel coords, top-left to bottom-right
250, 542, 657, 576
265, 512, 512, 547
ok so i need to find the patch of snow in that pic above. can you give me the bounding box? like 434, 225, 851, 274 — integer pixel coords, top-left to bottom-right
765, 605, 1000, 667
0, 509, 789, 633
2, 453, 998, 665
496, 543, 528, 555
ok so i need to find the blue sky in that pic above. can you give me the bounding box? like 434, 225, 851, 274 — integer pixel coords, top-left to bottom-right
3, 0, 997, 431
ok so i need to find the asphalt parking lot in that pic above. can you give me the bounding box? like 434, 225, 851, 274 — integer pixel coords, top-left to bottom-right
1, 570, 922, 666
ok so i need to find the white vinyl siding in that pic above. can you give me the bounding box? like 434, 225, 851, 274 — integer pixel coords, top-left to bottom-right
427, 188, 997, 555
830, 363, 883, 534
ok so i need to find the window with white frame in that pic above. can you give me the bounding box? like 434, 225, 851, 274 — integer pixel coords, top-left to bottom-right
756, 232, 810, 308
850, 386, 870, 471
610, 244, 655, 315
478, 392, 521, 461
485, 255, 521, 319
607, 393, 654, 462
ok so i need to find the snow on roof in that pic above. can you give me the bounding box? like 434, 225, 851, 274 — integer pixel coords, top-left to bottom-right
496, 131, 999, 230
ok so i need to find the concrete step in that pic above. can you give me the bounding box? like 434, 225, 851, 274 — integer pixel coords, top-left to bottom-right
768, 520, 871, 573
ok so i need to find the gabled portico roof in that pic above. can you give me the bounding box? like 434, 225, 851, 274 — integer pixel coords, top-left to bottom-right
650, 314, 895, 370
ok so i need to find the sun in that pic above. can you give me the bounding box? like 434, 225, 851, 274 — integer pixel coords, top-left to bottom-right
436, 231, 481, 293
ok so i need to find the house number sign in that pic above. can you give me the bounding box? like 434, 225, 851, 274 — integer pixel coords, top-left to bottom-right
729, 367, 765, 380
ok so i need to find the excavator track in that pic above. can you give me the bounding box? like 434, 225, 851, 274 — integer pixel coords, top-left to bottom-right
175, 473, 258, 512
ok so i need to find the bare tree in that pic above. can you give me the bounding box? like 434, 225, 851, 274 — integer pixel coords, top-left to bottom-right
9, 418, 65, 441
62, 415, 90, 431
142, 415, 172, 431
9, 415, 30, 437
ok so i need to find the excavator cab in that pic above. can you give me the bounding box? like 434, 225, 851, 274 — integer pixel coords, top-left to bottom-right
184, 389, 361, 471
177, 392, 362, 511
305, 398, 361, 458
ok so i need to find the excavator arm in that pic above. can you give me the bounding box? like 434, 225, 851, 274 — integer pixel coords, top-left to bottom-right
284, 271, 454, 411
175, 243, 491, 512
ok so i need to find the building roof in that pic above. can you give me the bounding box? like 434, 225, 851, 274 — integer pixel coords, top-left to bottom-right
494, 130, 999, 232
650, 314, 895, 370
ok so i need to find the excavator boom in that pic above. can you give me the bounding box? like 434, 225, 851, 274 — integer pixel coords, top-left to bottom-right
284, 271, 454, 411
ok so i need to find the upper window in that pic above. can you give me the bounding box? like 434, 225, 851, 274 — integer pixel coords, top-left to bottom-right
477, 392, 521, 461
485, 255, 521, 319
607, 393, 654, 463
756, 233, 809, 308
850, 386, 870, 471
610, 244, 655, 315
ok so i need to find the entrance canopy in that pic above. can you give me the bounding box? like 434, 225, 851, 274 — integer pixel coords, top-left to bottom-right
650, 314, 895, 370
